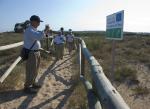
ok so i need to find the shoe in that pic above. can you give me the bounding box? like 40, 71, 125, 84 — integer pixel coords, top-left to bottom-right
23, 87, 38, 94
32, 83, 42, 89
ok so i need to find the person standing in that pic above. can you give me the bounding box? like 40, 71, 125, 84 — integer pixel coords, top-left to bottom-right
60, 27, 64, 35
53, 31, 65, 60
23, 15, 48, 94
44, 24, 53, 50
66, 29, 75, 54
44, 24, 53, 37
60, 27, 65, 56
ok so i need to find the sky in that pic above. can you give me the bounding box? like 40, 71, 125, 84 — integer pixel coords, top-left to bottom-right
0, 0, 150, 32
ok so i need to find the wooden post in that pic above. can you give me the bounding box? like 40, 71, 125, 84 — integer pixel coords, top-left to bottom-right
76, 39, 79, 52
81, 50, 85, 76
111, 40, 116, 82
46, 37, 49, 50
92, 79, 97, 96
79, 44, 82, 75
80, 76, 102, 109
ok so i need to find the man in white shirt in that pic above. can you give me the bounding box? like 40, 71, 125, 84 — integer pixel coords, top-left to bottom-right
23, 15, 48, 94
66, 29, 75, 54
53, 31, 65, 60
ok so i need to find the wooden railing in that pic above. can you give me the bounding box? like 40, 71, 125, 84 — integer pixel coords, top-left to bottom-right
75, 37, 130, 109
0, 37, 52, 83
0, 42, 23, 83
0, 41, 23, 51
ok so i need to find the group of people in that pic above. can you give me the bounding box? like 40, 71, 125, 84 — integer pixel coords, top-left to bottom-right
22, 15, 75, 94
53, 27, 75, 60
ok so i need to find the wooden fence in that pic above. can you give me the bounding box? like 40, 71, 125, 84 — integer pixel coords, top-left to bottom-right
0, 37, 52, 83
75, 37, 130, 109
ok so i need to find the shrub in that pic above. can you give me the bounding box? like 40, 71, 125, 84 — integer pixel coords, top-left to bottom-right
132, 86, 149, 95
115, 67, 137, 82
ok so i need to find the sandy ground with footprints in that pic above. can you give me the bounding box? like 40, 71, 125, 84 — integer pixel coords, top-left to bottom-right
0, 52, 75, 109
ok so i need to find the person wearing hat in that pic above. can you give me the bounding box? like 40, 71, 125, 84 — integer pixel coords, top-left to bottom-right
66, 29, 75, 54
44, 24, 53, 36
60, 27, 66, 56
42, 24, 53, 50
60, 27, 64, 35
53, 30, 65, 60
23, 15, 48, 94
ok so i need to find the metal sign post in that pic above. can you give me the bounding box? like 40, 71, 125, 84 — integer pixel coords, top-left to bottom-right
106, 10, 124, 81
111, 40, 116, 81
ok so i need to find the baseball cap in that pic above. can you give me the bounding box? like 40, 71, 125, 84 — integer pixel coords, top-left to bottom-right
30, 15, 43, 22
60, 27, 64, 31
69, 29, 72, 32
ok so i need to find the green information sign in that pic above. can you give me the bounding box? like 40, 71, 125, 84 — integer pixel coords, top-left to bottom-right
106, 10, 124, 40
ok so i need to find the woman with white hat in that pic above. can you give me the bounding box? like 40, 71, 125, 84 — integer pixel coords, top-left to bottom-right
66, 29, 75, 54
53, 30, 65, 60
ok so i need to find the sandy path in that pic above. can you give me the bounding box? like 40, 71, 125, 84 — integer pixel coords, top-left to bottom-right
0, 53, 75, 109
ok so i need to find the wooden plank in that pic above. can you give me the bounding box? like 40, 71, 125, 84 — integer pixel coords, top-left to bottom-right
0, 42, 23, 51
0, 56, 22, 83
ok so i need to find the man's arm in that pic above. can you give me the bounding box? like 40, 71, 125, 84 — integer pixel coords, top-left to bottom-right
30, 29, 45, 40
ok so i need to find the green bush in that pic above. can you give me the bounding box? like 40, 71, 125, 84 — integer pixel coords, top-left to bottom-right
115, 67, 137, 82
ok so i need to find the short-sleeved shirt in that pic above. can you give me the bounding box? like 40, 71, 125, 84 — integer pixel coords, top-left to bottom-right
53, 35, 65, 44
66, 34, 74, 42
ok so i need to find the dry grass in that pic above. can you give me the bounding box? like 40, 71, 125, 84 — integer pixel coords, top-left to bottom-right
67, 82, 88, 109
83, 34, 150, 80
0, 32, 23, 92
0, 32, 23, 46
114, 67, 137, 82
66, 53, 88, 109
0, 64, 25, 92
132, 86, 149, 95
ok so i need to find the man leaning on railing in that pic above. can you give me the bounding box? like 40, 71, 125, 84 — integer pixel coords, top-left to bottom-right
22, 15, 49, 94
